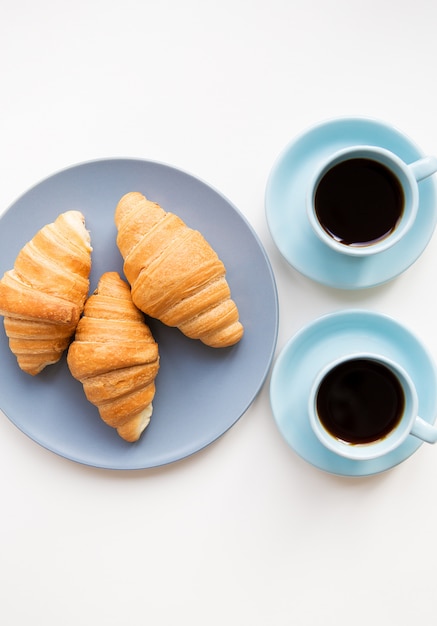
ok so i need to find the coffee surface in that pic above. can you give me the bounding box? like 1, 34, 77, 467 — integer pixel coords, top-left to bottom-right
316, 359, 405, 444
314, 158, 404, 246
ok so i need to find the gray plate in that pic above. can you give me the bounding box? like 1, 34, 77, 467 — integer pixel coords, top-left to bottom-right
0, 158, 278, 469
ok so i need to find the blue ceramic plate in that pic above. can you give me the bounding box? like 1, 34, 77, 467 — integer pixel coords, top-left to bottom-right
270, 310, 437, 476
265, 117, 437, 289
0, 158, 278, 469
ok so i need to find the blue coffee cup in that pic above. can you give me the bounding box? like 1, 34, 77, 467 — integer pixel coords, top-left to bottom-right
307, 145, 437, 257
309, 352, 437, 461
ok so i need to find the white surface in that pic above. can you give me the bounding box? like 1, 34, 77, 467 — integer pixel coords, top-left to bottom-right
1, 1, 437, 624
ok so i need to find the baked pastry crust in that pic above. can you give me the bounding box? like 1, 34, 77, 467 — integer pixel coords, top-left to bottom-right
115, 192, 244, 348
67, 272, 159, 442
0, 211, 92, 375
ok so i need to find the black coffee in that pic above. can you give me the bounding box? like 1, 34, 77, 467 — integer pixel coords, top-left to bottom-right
316, 359, 405, 444
314, 158, 404, 246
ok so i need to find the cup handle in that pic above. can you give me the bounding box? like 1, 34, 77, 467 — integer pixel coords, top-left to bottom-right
410, 416, 437, 443
409, 156, 437, 182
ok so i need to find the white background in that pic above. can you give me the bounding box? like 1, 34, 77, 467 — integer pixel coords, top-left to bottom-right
1, 1, 437, 624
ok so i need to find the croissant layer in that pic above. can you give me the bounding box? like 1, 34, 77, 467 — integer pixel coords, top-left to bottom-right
67, 272, 160, 442
115, 192, 244, 347
0, 211, 92, 375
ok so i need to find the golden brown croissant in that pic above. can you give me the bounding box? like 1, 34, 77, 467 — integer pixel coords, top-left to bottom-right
0, 211, 92, 375
114, 191, 244, 348
67, 271, 159, 443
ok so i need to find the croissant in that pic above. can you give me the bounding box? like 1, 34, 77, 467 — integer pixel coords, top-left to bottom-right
67, 272, 159, 442
114, 192, 244, 348
0, 211, 92, 375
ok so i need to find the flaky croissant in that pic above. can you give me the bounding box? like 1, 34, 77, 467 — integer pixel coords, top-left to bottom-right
67, 272, 159, 442
114, 191, 244, 348
0, 211, 92, 375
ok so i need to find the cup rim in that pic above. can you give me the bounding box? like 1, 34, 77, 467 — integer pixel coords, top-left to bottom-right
308, 353, 419, 461
306, 145, 419, 257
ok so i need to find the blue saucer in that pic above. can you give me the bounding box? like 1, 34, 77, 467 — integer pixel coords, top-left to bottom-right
265, 117, 437, 289
269, 310, 437, 476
